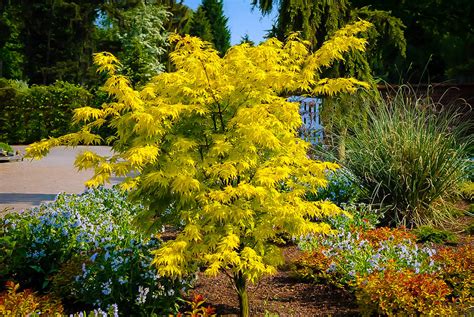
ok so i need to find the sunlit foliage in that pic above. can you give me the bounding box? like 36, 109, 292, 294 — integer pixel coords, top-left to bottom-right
27, 21, 371, 315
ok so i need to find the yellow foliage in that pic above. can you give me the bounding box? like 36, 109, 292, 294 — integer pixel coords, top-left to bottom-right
26, 21, 373, 289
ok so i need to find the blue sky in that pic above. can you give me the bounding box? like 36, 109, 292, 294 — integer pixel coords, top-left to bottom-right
182, 0, 277, 45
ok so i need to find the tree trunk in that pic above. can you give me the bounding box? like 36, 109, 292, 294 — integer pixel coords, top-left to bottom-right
234, 272, 249, 317
338, 126, 347, 161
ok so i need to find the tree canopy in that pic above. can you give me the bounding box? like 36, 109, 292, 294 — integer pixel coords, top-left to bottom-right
26, 21, 372, 316
253, 0, 474, 82
253, 0, 405, 81
0, 0, 193, 85
200, 0, 231, 55
188, 6, 214, 44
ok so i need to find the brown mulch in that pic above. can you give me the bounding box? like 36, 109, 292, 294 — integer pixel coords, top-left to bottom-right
191, 246, 360, 317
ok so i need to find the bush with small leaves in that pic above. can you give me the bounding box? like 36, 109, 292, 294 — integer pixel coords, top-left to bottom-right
413, 225, 458, 245
297, 205, 437, 286
355, 269, 456, 316
0, 187, 192, 315
434, 245, 474, 309
0, 281, 64, 316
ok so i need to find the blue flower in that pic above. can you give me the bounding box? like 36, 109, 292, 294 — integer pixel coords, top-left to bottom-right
101, 280, 112, 296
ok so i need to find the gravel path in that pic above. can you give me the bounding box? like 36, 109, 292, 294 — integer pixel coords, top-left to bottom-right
0, 146, 121, 213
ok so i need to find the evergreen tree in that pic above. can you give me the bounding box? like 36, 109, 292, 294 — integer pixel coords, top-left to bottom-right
252, 0, 406, 81
13, 0, 101, 85
240, 34, 255, 46
0, 4, 24, 79
159, 0, 194, 34
189, 6, 214, 43
201, 0, 231, 55
352, 0, 474, 82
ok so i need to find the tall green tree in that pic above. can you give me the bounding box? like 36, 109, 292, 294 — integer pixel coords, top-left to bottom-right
351, 0, 474, 82
114, 3, 169, 85
201, 0, 231, 55
255, 0, 474, 82
252, 0, 406, 81
188, 6, 214, 43
0, 3, 24, 79
158, 0, 194, 34
9, 0, 101, 85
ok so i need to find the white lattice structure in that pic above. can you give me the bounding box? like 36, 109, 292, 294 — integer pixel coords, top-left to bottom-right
288, 96, 323, 145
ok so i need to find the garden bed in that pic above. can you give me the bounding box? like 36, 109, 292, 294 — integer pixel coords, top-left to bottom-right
1, 188, 472, 316
193, 245, 360, 316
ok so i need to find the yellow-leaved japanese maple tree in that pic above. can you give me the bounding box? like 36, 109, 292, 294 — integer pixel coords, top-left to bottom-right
27, 21, 371, 316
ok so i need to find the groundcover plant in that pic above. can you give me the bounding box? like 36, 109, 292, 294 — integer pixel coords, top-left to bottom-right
0, 187, 192, 315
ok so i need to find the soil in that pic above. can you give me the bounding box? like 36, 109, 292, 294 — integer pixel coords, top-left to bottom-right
191, 246, 360, 317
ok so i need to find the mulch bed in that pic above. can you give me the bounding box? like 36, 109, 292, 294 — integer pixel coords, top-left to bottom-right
191, 246, 360, 316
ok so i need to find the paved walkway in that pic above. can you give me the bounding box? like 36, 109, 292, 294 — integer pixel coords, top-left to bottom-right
0, 146, 121, 213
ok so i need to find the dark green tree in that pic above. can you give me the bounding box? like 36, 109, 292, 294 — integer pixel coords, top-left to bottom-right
0, 3, 24, 79
158, 0, 194, 34
240, 34, 255, 46
254, 0, 474, 82
7, 0, 101, 85
189, 6, 214, 43
252, 0, 406, 81
351, 0, 474, 82
201, 0, 231, 55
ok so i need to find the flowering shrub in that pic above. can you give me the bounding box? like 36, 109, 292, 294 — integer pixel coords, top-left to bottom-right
295, 203, 473, 315
68, 305, 119, 317
358, 226, 416, 246
299, 227, 437, 285
306, 169, 363, 206
325, 203, 381, 232
355, 268, 456, 316
0, 281, 64, 316
0, 187, 192, 314
297, 204, 436, 285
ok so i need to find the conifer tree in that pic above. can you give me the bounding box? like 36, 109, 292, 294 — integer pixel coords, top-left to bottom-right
201, 0, 231, 55
27, 21, 371, 316
252, 0, 405, 80
189, 6, 214, 43
240, 34, 255, 46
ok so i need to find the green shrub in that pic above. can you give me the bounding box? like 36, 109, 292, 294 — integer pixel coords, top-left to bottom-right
459, 181, 474, 201
343, 89, 470, 227
0, 142, 13, 153
0, 78, 92, 144
0, 187, 192, 315
414, 225, 458, 245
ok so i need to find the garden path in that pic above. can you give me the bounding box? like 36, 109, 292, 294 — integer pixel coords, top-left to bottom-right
0, 146, 120, 214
